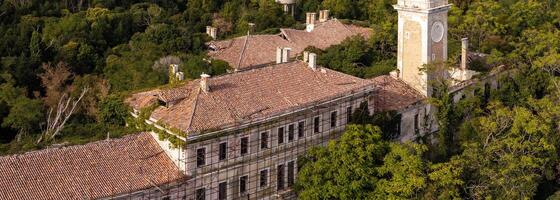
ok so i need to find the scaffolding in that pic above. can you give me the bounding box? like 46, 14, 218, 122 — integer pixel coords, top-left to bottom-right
107, 87, 374, 200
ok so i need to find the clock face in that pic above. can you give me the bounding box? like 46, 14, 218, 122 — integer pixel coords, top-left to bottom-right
431, 21, 444, 43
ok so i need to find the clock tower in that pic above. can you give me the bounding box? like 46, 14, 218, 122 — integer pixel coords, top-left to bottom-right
394, 0, 451, 96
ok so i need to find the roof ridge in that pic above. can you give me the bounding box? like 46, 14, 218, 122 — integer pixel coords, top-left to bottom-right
185, 87, 201, 133
0, 133, 146, 159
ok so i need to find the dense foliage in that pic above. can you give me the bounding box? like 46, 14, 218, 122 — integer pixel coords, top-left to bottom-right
2, 0, 560, 198
0, 0, 304, 154
0, 0, 403, 154
297, 0, 560, 199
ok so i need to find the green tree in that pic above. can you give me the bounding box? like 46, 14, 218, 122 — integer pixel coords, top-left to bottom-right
374, 143, 428, 199
98, 95, 129, 126
296, 125, 387, 199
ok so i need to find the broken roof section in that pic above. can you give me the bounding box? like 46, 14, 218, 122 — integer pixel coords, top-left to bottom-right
126, 61, 375, 137
0, 133, 185, 200
371, 75, 426, 112
207, 19, 371, 71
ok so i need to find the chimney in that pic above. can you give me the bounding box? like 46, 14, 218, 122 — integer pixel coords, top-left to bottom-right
170, 64, 179, 74
308, 53, 317, 70
282, 48, 291, 63
303, 51, 309, 62
206, 26, 217, 40
276, 47, 291, 64
176, 72, 184, 81
276, 47, 283, 64
306, 12, 316, 32
200, 74, 211, 92
319, 10, 330, 22
461, 38, 469, 70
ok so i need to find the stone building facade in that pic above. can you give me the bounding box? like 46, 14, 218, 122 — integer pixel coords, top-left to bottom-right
126, 57, 375, 199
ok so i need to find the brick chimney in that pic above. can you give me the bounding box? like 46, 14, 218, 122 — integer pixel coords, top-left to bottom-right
319, 10, 330, 22
306, 12, 316, 32
308, 53, 317, 70
206, 26, 217, 40
276, 47, 291, 64
200, 74, 210, 92
276, 47, 283, 64
176, 72, 184, 81
282, 48, 291, 63
461, 38, 469, 70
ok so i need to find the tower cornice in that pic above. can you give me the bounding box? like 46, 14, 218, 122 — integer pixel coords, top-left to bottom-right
393, 4, 451, 14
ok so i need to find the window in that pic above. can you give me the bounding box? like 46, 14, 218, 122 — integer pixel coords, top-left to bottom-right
346, 106, 352, 123
287, 161, 295, 187
260, 132, 269, 149
219, 142, 227, 161
278, 127, 284, 144
239, 175, 248, 194
314, 116, 320, 133
195, 188, 205, 200
297, 121, 305, 138
288, 124, 295, 142
330, 111, 337, 128
260, 169, 269, 188
414, 113, 419, 133
277, 164, 285, 190
196, 148, 206, 167
394, 114, 402, 139
218, 182, 227, 200
240, 137, 249, 156
484, 83, 491, 102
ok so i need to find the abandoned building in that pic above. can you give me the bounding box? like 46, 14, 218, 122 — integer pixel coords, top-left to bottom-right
0, 1, 508, 199
206, 11, 371, 71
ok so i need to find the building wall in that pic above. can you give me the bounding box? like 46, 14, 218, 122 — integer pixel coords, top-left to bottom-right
396, 4, 450, 97
99, 180, 189, 200
181, 93, 374, 200
396, 75, 501, 143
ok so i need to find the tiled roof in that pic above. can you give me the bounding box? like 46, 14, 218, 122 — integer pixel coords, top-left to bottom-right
280, 20, 371, 49
208, 35, 296, 70
129, 61, 375, 135
371, 75, 426, 112
207, 19, 371, 70
0, 133, 184, 200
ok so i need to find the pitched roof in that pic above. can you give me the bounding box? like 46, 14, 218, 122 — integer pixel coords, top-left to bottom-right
280, 20, 371, 49
0, 133, 185, 200
129, 61, 374, 135
371, 75, 426, 112
207, 19, 371, 70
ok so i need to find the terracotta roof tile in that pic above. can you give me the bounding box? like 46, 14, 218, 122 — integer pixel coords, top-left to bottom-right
371, 75, 426, 112
131, 61, 375, 135
207, 20, 371, 70
0, 133, 184, 200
